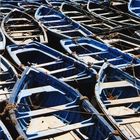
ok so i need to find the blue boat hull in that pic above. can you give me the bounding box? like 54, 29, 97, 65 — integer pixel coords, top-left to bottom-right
9, 67, 121, 140
95, 63, 140, 139
6, 41, 96, 98
60, 37, 140, 71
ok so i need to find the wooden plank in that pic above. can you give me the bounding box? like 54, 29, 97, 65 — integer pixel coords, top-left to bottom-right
100, 80, 132, 89
52, 131, 81, 140
118, 117, 140, 125
7, 29, 40, 34
79, 51, 107, 57
34, 60, 63, 68
12, 35, 41, 39
88, 23, 105, 26
119, 19, 133, 23
63, 11, 80, 14
131, 123, 140, 137
43, 19, 65, 24
71, 15, 87, 19
99, 12, 114, 16
123, 47, 140, 53
7, 18, 30, 22
0, 90, 11, 95
60, 73, 86, 81
49, 24, 72, 29
119, 125, 135, 139
27, 117, 94, 139
18, 104, 79, 119
27, 116, 81, 140
121, 40, 140, 48
7, 24, 35, 28
126, 124, 140, 138
105, 96, 140, 106
90, 8, 103, 12
17, 85, 65, 103
107, 15, 122, 20
80, 56, 99, 64
38, 15, 61, 19
104, 39, 120, 44
48, 67, 75, 74
0, 81, 15, 85
77, 20, 93, 23
108, 106, 135, 116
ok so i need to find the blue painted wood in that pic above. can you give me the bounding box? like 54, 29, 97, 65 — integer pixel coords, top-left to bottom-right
9, 67, 121, 140
129, 0, 140, 18
6, 41, 96, 97
0, 120, 13, 140
35, 5, 93, 39
60, 37, 140, 70
95, 63, 140, 140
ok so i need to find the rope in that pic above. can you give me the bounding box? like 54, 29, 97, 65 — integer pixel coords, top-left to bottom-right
16, 136, 25, 140
0, 103, 17, 117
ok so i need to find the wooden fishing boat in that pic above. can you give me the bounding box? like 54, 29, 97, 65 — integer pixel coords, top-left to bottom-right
2, 9, 48, 45
87, 0, 140, 27
9, 67, 121, 140
60, 2, 117, 33
128, 0, 140, 18
6, 41, 96, 97
0, 55, 17, 102
95, 63, 140, 139
60, 37, 140, 70
0, 120, 13, 140
0, 28, 6, 51
98, 27, 140, 57
35, 5, 93, 39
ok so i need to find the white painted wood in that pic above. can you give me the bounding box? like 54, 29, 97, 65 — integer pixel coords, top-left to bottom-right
105, 96, 140, 106
108, 106, 135, 116
18, 104, 79, 119
100, 80, 132, 89
118, 117, 140, 125
17, 85, 65, 103
27, 116, 81, 140
27, 116, 93, 138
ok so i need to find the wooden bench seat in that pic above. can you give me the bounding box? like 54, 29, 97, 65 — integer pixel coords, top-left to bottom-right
118, 117, 140, 125
100, 80, 132, 89
18, 104, 79, 119
105, 96, 140, 106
